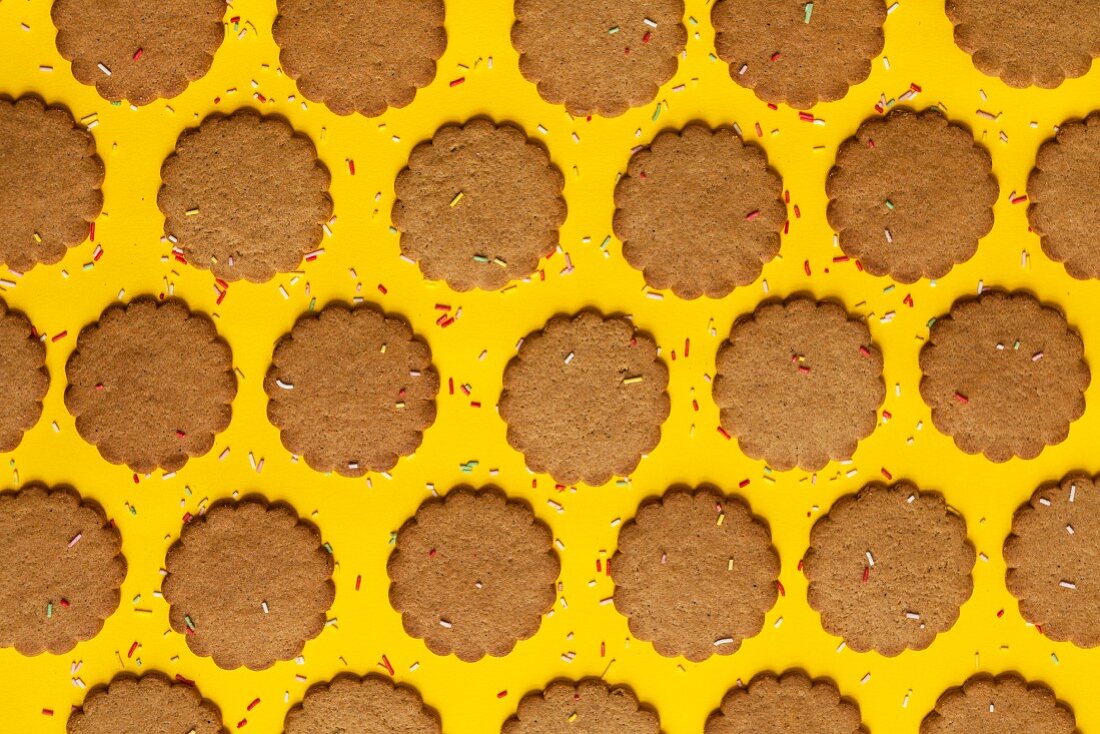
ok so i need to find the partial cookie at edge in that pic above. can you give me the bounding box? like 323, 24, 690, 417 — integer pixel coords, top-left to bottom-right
920, 675, 1076, 734
67, 672, 226, 734
284, 674, 439, 733
504, 679, 658, 734
705, 671, 863, 734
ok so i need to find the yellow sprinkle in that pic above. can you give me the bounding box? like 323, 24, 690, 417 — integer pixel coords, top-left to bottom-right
32, 232, 41, 243
622, 375, 644, 385
395, 401, 406, 410
449, 191, 464, 207
185, 208, 199, 216
717, 513, 725, 526
727, 558, 734, 571
568, 713, 577, 723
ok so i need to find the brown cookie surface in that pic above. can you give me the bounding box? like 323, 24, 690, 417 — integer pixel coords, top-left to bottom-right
503, 680, 658, 734
387, 487, 559, 662
713, 297, 884, 471
611, 487, 779, 662
804, 482, 974, 656
265, 303, 439, 476
158, 111, 332, 282
946, 0, 1100, 88
919, 291, 1089, 462
1005, 474, 1100, 647
921, 675, 1076, 734
273, 0, 444, 116
499, 311, 670, 486
67, 672, 225, 734
512, 0, 687, 117
392, 120, 566, 291
612, 125, 785, 299
162, 498, 334, 670
0, 299, 48, 451
0, 97, 103, 271
0, 485, 124, 655
826, 109, 996, 282
1028, 113, 1100, 279
712, 0, 885, 109
52, 0, 224, 105
706, 671, 863, 734
284, 675, 439, 733
65, 297, 235, 473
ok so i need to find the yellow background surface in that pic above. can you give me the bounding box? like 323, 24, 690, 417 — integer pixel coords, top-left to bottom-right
3, 0, 1100, 731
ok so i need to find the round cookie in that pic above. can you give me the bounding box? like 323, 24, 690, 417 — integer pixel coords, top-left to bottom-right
946, 0, 1100, 88
712, 0, 885, 109
0, 97, 103, 271
284, 675, 439, 733
273, 0, 445, 116
803, 482, 975, 656
611, 486, 779, 662
158, 111, 332, 283
504, 680, 658, 734
712, 297, 884, 471
612, 124, 785, 299
65, 297, 235, 473
1005, 474, 1100, 646
387, 487, 559, 662
826, 109, 996, 282
919, 291, 1089, 462
0, 300, 48, 451
0, 485, 124, 655
1028, 113, 1100, 279
499, 311, 670, 486
705, 671, 863, 734
921, 675, 1076, 734
52, 0, 224, 105
162, 498, 335, 670
265, 303, 439, 476
511, 0, 687, 117
392, 120, 566, 291
68, 672, 225, 734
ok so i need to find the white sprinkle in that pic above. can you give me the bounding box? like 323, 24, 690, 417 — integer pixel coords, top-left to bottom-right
275, 378, 293, 390
97, 62, 112, 76
68, 533, 82, 548
262, 601, 269, 614
865, 551, 875, 567
439, 619, 453, 628
564, 351, 574, 364
861, 673, 871, 684
1067, 525, 1075, 535
886, 2, 899, 13
1039, 497, 1051, 506
1070, 484, 1077, 502
884, 228, 893, 244
905, 612, 921, 620
1060, 581, 1077, 590
836, 641, 846, 652
714, 637, 734, 646
643, 17, 657, 27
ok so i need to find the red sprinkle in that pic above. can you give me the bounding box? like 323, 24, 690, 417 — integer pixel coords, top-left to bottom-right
738, 478, 750, 488
89, 222, 96, 241
440, 317, 455, 328
381, 654, 394, 675
803, 260, 811, 276
776, 580, 786, 596
642, 31, 651, 42
59, 598, 70, 608
355, 574, 361, 591
717, 426, 732, 440
744, 210, 761, 221
175, 674, 195, 686
754, 122, 763, 137
910, 82, 922, 92
133, 48, 143, 60
767, 102, 778, 110
954, 391, 969, 404
1011, 194, 1029, 204
497, 691, 508, 699
348, 159, 355, 175
798, 112, 814, 122
377, 284, 388, 295
600, 641, 606, 657
237, 719, 247, 729
470, 401, 481, 408
881, 467, 892, 480
42, 710, 53, 717
997, 609, 1005, 618
833, 255, 850, 263
448, 377, 454, 395
132, 473, 139, 484
449, 77, 465, 87
51, 330, 67, 342
862, 566, 870, 583
770, 51, 782, 61
127, 641, 138, 658
435, 303, 451, 311
247, 698, 260, 711
684, 338, 690, 357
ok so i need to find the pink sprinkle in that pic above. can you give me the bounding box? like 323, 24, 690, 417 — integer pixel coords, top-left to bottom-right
68, 533, 82, 547
745, 210, 761, 221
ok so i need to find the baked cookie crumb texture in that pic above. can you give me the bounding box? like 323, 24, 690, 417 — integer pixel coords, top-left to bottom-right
1006, 474, 1100, 647
0, 298, 48, 451
158, 111, 332, 283
284, 674, 439, 734
393, 119, 566, 291
804, 482, 974, 656
388, 487, 559, 662
0, 485, 124, 656
273, 0, 445, 116
500, 311, 670, 486
52, 0, 225, 104
946, 0, 1100, 88
611, 486, 779, 662
921, 675, 1076, 734
713, 297, 884, 471
919, 291, 1089, 462
0, 97, 103, 271
705, 671, 863, 734
67, 672, 225, 734
512, 0, 687, 117
1028, 113, 1100, 279
712, 0, 885, 109
162, 499, 335, 670
826, 108, 996, 282
64, 297, 236, 473
613, 124, 785, 299
504, 679, 658, 734
265, 303, 439, 476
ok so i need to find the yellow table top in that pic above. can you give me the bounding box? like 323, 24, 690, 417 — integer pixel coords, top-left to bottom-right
2, 0, 1100, 731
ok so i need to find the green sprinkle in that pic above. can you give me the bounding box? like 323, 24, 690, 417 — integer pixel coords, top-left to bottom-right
46, 602, 53, 619
608, 25, 620, 34
883, 285, 895, 294
600, 235, 611, 250
472, 254, 489, 263
389, 531, 397, 545
308, 297, 316, 311
323, 542, 333, 554
803, 1, 813, 22
184, 615, 195, 631
651, 103, 662, 122
885, 199, 895, 210
927, 318, 937, 328
1013, 340, 1021, 350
